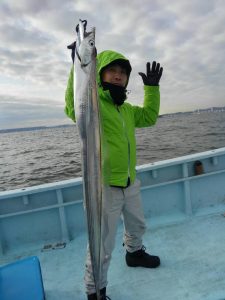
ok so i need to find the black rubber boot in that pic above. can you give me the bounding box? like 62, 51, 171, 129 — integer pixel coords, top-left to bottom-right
126, 246, 160, 268
87, 287, 111, 300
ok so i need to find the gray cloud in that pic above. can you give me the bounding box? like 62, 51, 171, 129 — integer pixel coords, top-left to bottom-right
0, 94, 71, 129
0, 0, 225, 128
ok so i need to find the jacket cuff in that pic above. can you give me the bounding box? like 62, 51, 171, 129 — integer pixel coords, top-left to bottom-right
144, 85, 160, 92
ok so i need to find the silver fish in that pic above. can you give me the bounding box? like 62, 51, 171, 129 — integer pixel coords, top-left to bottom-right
73, 19, 102, 299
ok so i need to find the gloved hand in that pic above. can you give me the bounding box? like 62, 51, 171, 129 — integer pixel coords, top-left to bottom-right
67, 41, 76, 63
139, 61, 163, 86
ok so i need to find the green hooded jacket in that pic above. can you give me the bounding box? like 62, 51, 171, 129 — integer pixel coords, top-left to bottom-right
65, 50, 160, 187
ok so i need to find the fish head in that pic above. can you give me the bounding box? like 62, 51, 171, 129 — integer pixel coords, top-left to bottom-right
79, 30, 95, 67
76, 20, 96, 68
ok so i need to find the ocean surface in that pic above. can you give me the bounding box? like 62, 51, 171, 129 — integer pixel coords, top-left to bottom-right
1, 111, 225, 192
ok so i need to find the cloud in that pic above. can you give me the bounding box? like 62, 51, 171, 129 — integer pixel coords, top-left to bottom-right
0, 0, 225, 128
0, 94, 72, 129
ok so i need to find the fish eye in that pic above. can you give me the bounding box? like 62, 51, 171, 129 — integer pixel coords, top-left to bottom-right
89, 39, 94, 47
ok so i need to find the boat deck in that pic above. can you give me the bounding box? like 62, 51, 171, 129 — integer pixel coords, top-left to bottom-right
1, 213, 225, 300
1, 148, 225, 299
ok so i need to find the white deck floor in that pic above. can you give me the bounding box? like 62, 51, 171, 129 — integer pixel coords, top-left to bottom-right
1, 213, 225, 300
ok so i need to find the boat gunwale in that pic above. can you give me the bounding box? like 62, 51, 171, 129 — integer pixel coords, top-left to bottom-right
1, 147, 225, 199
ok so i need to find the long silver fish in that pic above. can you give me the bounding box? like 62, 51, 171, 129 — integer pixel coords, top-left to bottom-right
73, 20, 103, 299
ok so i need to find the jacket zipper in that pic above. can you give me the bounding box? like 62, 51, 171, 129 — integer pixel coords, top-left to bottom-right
116, 106, 131, 180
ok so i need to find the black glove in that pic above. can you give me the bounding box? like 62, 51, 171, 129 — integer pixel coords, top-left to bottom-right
139, 61, 163, 86
67, 41, 76, 64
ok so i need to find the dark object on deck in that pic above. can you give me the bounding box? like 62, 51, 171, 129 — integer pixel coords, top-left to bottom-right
194, 160, 204, 175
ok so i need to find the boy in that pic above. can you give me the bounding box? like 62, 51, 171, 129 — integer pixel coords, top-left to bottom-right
65, 50, 163, 300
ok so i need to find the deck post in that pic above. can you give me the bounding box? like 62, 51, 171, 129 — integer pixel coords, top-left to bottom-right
212, 156, 218, 166
22, 195, 29, 205
0, 232, 3, 255
56, 189, 69, 242
182, 163, 192, 216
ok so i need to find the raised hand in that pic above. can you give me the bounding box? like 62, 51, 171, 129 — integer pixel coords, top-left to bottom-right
139, 61, 163, 86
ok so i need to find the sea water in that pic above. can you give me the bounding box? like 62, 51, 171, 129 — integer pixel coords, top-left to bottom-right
1, 111, 225, 191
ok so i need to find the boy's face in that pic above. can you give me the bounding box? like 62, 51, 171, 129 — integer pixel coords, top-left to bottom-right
102, 64, 128, 87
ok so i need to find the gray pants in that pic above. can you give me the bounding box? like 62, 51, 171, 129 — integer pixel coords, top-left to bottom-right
84, 179, 146, 294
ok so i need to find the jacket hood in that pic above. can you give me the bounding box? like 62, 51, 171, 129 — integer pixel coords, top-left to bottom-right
97, 50, 132, 87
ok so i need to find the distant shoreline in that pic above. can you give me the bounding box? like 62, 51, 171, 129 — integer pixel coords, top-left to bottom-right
0, 124, 73, 134
1, 107, 225, 134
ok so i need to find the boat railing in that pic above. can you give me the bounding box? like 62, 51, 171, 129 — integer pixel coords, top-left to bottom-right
1, 147, 225, 256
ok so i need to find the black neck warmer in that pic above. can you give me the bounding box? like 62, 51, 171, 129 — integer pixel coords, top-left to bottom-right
102, 82, 127, 106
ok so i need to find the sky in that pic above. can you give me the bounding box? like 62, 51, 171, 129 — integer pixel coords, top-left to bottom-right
0, 0, 225, 129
